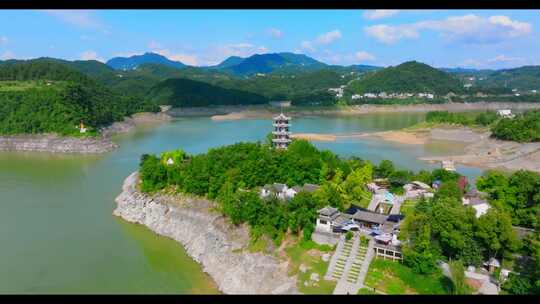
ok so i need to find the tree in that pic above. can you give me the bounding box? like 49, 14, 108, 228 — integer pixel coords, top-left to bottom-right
449, 259, 469, 294
139, 154, 168, 192
341, 164, 373, 205
434, 181, 463, 202
475, 208, 518, 260
375, 159, 395, 178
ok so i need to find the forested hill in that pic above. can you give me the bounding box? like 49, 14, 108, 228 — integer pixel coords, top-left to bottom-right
210, 52, 327, 76
106, 52, 187, 70
475, 66, 540, 90
0, 59, 158, 136
348, 61, 464, 95
146, 78, 268, 107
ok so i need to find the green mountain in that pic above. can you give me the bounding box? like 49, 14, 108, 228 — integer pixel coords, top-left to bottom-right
0, 59, 158, 135
146, 78, 268, 107
106, 52, 187, 70
348, 61, 464, 95
209, 56, 244, 69
213, 52, 327, 76
475, 65, 540, 91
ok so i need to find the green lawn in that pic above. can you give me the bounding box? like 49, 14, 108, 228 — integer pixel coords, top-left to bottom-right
363, 259, 452, 294
285, 238, 337, 294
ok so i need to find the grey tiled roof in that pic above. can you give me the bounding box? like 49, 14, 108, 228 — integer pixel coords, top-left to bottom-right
352, 210, 388, 224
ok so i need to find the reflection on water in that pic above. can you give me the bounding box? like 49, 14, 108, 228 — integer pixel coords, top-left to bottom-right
0, 112, 483, 293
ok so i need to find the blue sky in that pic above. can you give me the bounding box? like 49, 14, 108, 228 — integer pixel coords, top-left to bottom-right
0, 9, 539, 69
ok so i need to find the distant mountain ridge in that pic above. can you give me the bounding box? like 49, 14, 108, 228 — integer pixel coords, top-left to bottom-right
207, 52, 327, 76
106, 52, 187, 70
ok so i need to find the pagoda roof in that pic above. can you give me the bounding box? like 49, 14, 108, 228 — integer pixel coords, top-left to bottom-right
273, 113, 291, 120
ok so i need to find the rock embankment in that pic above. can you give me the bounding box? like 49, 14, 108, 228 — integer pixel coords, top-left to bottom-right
0, 111, 171, 154
0, 134, 117, 153
113, 172, 299, 295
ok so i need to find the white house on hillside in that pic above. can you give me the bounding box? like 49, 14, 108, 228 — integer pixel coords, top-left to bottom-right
497, 109, 514, 119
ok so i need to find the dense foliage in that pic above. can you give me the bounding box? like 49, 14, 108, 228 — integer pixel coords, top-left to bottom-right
146, 77, 268, 107
491, 110, 540, 142
400, 181, 518, 274
425, 111, 499, 127
138, 140, 376, 243
0, 60, 158, 135
348, 61, 464, 95
476, 170, 540, 229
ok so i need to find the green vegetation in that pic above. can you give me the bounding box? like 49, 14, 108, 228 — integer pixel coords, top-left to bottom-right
475, 65, 540, 91
348, 61, 464, 96
138, 140, 377, 243
364, 259, 451, 294
284, 238, 336, 294
491, 110, 540, 142
0, 59, 158, 135
137, 138, 540, 294
425, 110, 498, 127
421, 110, 540, 143
448, 260, 471, 294
501, 231, 540, 294
147, 77, 268, 107
476, 170, 540, 229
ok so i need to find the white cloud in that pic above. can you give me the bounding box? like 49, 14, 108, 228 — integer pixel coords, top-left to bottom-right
153, 49, 198, 66
365, 14, 532, 45
43, 10, 108, 33
316, 30, 342, 44
80, 50, 104, 62
0, 50, 14, 60
487, 54, 525, 63
197, 42, 269, 66
363, 10, 400, 20
355, 51, 376, 61
300, 40, 315, 52
0, 36, 8, 45
364, 24, 420, 44
146, 40, 199, 65
268, 28, 283, 39
114, 51, 142, 58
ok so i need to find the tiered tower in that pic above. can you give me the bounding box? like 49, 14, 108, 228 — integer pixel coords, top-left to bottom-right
272, 112, 292, 149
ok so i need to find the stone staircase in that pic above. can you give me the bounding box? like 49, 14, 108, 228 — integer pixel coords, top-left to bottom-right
325, 234, 374, 294
324, 234, 357, 281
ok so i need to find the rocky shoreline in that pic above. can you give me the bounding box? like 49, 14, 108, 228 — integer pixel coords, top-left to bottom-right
0, 111, 171, 154
113, 172, 299, 294
0, 133, 118, 154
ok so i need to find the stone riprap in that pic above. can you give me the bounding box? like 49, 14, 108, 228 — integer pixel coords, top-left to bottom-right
113, 172, 299, 294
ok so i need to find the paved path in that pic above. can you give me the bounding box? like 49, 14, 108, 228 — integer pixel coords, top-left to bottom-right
367, 194, 383, 211
325, 235, 374, 295
389, 195, 406, 215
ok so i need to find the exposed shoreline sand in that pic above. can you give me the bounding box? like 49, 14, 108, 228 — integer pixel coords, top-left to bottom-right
290, 126, 540, 173
166, 102, 540, 121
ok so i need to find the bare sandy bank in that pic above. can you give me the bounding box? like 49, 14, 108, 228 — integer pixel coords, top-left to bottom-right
290, 126, 540, 173
167, 102, 540, 121
369, 127, 540, 173
291, 133, 337, 142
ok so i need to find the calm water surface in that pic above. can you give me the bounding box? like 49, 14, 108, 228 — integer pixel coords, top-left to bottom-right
0, 113, 482, 293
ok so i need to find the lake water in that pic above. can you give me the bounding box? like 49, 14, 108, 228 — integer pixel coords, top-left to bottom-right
0, 113, 483, 293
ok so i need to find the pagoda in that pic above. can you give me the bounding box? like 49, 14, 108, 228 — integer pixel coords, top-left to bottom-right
272, 112, 292, 149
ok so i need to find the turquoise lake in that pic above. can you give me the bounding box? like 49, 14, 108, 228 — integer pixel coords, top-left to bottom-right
0, 113, 483, 293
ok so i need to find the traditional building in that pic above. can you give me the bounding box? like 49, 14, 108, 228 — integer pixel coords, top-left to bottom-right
272, 113, 292, 150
